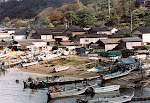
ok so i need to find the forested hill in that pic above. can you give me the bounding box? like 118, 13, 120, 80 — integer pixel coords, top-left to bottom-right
0, 0, 100, 21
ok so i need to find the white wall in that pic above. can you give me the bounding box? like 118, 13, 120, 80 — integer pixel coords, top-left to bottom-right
14, 35, 26, 40
41, 35, 53, 40
126, 42, 142, 49
7, 31, 15, 34
97, 31, 111, 35
143, 33, 150, 44
32, 42, 47, 48
80, 37, 107, 46
105, 44, 118, 51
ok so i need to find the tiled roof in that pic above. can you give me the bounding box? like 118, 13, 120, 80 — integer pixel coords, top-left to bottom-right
76, 34, 108, 38
89, 26, 114, 32
121, 37, 142, 42
133, 27, 150, 33
100, 38, 121, 44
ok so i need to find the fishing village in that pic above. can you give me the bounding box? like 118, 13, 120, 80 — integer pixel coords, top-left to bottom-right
0, 25, 150, 103
1, 0, 150, 103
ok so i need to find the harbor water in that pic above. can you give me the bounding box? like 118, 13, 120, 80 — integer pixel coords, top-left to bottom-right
0, 68, 150, 103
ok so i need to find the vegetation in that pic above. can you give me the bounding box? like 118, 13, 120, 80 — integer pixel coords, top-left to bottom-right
0, 0, 150, 28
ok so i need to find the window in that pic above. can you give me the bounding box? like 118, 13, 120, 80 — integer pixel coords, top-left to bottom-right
85, 40, 89, 42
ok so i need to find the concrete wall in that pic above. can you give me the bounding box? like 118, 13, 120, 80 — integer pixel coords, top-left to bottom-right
14, 35, 26, 40
126, 42, 142, 49
143, 33, 150, 44
80, 37, 107, 46
105, 44, 118, 51
41, 35, 53, 40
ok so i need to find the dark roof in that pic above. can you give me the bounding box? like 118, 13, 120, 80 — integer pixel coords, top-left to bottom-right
76, 34, 108, 38
116, 58, 136, 64
133, 27, 150, 33
14, 29, 27, 35
67, 27, 85, 32
121, 37, 142, 42
53, 33, 66, 36
119, 28, 131, 33
89, 26, 114, 32
110, 30, 124, 38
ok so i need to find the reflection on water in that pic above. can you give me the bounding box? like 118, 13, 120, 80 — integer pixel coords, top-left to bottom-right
0, 68, 150, 103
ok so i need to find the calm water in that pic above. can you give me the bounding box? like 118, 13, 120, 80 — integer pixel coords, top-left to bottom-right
0, 68, 150, 103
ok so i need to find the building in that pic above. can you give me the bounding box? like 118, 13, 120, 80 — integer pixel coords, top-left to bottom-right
88, 26, 118, 35
74, 34, 108, 47
132, 26, 150, 45
96, 38, 121, 51
116, 37, 142, 50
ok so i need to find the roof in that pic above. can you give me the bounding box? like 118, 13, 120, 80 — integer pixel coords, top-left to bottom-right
100, 38, 121, 44
133, 27, 150, 33
121, 37, 142, 42
14, 29, 27, 35
15, 39, 45, 43
116, 58, 136, 64
53, 33, 66, 36
89, 26, 114, 32
76, 34, 108, 38
67, 27, 85, 32
60, 41, 75, 46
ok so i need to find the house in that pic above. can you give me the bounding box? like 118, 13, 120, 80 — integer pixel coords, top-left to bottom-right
114, 58, 141, 70
135, 0, 150, 8
13, 39, 46, 51
59, 40, 76, 50
116, 37, 143, 50
95, 38, 121, 51
132, 26, 150, 45
110, 28, 131, 38
0, 30, 11, 40
12, 27, 53, 40
64, 27, 86, 37
73, 34, 108, 47
88, 26, 118, 35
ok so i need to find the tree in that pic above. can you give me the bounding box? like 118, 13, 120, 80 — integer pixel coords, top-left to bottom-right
49, 10, 63, 21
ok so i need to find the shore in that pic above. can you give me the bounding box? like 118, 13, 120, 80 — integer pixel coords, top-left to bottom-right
2, 51, 150, 88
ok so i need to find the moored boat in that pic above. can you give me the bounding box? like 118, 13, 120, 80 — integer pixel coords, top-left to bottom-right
22, 61, 38, 67
103, 69, 133, 80
77, 93, 134, 103
94, 85, 120, 94
47, 85, 95, 100
52, 66, 69, 72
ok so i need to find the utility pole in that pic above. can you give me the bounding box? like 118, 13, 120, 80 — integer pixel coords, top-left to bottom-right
108, 0, 110, 18
130, 0, 133, 33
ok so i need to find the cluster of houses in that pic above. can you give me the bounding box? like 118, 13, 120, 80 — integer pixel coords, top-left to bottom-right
0, 26, 150, 54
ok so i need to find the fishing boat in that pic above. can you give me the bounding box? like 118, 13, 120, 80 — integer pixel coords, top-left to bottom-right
22, 61, 38, 67
94, 85, 120, 94
52, 66, 69, 72
77, 93, 134, 103
87, 66, 108, 72
47, 85, 94, 99
103, 69, 133, 80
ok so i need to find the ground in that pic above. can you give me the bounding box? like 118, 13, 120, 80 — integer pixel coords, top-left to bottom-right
2, 51, 150, 88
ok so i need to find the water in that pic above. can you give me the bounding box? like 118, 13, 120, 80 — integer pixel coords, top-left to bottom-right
0, 68, 150, 103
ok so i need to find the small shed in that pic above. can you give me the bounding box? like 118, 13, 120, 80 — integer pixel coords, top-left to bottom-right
114, 58, 141, 70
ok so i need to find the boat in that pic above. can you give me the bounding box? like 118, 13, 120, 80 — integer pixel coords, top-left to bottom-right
87, 66, 108, 72
52, 66, 69, 72
22, 61, 38, 67
94, 85, 120, 94
77, 93, 134, 103
47, 85, 94, 99
103, 69, 133, 80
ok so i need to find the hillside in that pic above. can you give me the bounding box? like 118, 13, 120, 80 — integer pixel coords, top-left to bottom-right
0, 0, 101, 22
